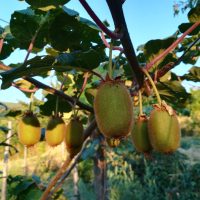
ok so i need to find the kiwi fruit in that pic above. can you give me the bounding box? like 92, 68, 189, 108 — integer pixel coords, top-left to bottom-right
18, 112, 41, 147
45, 116, 66, 147
64, 119, 84, 156
94, 80, 133, 139
148, 103, 180, 153
131, 115, 152, 153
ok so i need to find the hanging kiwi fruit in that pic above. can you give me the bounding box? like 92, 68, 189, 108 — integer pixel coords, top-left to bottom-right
143, 69, 181, 153
131, 91, 152, 153
64, 117, 84, 156
94, 79, 134, 140
45, 113, 66, 147
18, 111, 41, 147
93, 41, 133, 142
18, 92, 41, 147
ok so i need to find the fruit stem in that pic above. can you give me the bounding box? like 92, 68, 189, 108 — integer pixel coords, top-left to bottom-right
139, 90, 143, 116
28, 93, 34, 112
55, 96, 59, 117
113, 51, 123, 73
142, 69, 162, 106
108, 41, 113, 79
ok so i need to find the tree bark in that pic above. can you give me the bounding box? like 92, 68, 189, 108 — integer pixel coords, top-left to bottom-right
93, 139, 108, 200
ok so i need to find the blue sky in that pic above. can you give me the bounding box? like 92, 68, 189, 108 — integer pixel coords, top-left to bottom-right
0, 0, 199, 103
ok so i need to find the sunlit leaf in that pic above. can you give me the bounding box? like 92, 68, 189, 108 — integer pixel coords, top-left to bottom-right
181, 66, 200, 82
188, 5, 200, 23
156, 80, 190, 107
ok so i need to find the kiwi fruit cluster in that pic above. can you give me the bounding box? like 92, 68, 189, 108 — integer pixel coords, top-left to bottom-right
18, 78, 180, 155
131, 101, 181, 154
17, 112, 84, 156
93, 79, 180, 153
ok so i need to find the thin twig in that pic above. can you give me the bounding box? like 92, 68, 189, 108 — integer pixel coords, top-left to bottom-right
1, 133, 16, 144
23, 12, 49, 63
49, 137, 91, 197
89, 70, 104, 80
101, 32, 124, 52
12, 82, 38, 93
157, 36, 200, 79
0, 63, 93, 112
145, 22, 200, 71
0, 18, 9, 24
79, 0, 122, 40
41, 119, 97, 200
40, 156, 73, 200
0, 38, 4, 54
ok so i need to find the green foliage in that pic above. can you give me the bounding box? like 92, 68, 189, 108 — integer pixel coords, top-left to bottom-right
157, 80, 190, 107
6, 175, 43, 200
74, 138, 200, 200
181, 66, 200, 82
25, 0, 70, 9
138, 37, 177, 71
6, 174, 65, 200
39, 94, 71, 116
0, 1, 200, 200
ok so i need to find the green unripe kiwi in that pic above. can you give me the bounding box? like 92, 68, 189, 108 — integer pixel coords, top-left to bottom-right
131, 115, 152, 153
64, 119, 84, 155
94, 80, 133, 139
148, 105, 180, 153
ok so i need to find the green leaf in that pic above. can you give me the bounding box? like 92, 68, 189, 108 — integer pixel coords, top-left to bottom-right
21, 187, 43, 200
0, 26, 18, 60
13, 180, 34, 195
39, 94, 71, 116
85, 88, 97, 105
156, 80, 190, 107
181, 66, 200, 82
188, 5, 200, 23
48, 7, 102, 51
57, 48, 106, 70
25, 0, 70, 9
142, 37, 176, 71
0, 126, 9, 133
178, 23, 200, 35
0, 56, 56, 89
182, 50, 200, 65
31, 175, 41, 185
79, 17, 101, 32
14, 79, 36, 98
10, 8, 48, 49
5, 110, 22, 117
0, 47, 105, 89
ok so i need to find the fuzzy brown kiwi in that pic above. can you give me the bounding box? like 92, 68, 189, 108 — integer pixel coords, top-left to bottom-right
148, 103, 181, 153
94, 80, 133, 139
18, 111, 41, 147
45, 116, 66, 147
